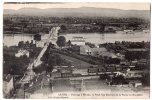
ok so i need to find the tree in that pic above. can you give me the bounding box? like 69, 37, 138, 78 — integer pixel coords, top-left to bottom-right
25, 41, 30, 48
34, 34, 41, 41
85, 42, 95, 48
56, 36, 66, 47
60, 25, 67, 30
141, 73, 150, 86
112, 75, 127, 85
18, 41, 24, 48
49, 42, 55, 49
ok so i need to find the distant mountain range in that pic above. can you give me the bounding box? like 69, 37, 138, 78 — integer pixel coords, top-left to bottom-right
4, 7, 150, 20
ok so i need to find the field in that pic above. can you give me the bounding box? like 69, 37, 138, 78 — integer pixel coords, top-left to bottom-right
58, 53, 93, 69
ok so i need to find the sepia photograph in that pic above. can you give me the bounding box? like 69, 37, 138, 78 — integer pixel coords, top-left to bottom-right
3, 2, 150, 99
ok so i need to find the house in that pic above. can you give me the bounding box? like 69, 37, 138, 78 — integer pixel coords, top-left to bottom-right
124, 30, 133, 33
80, 45, 92, 55
126, 70, 143, 78
143, 29, 150, 33
129, 80, 142, 88
35, 39, 47, 47
51, 66, 73, 78
71, 37, 85, 46
51, 69, 62, 78
80, 45, 108, 56
15, 49, 29, 58
99, 51, 117, 59
41, 34, 50, 40
3, 74, 14, 98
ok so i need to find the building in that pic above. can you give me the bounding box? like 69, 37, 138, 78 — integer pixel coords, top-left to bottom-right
71, 37, 85, 46
143, 29, 150, 33
124, 30, 133, 33
126, 70, 143, 78
51, 69, 62, 78
99, 51, 117, 59
80, 45, 92, 55
80, 45, 117, 59
80, 45, 108, 57
15, 49, 30, 58
51, 66, 73, 78
41, 34, 50, 40
3, 74, 14, 98
35, 40, 47, 47
129, 80, 142, 88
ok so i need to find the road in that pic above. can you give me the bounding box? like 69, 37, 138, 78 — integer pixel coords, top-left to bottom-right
20, 27, 60, 82
16, 27, 60, 98
34, 27, 60, 67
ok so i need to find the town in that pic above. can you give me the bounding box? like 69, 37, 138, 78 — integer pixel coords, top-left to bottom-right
4, 15, 150, 34
3, 3, 150, 99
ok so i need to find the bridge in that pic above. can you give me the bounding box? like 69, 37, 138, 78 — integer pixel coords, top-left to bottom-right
34, 26, 60, 67
19, 27, 60, 83
15, 27, 60, 98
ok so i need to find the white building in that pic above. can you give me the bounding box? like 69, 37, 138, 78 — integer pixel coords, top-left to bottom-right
99, 51, 117, 59
3, 74, 14, 97
143, 29, 150, 33
15, 49, 29, 58
124, 30, 133, 33
126, 70, 143, 78
71, 37, 85, 46
129, 80, 142, 88
41, 34, 50, 40
80, 45, 117, 58
80, 45, 92, 55
35, 40, 47, 48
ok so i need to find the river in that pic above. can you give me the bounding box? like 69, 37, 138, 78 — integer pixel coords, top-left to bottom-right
3, 31, 150, 47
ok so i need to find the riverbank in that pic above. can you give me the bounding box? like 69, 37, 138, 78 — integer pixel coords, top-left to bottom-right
3, 31, 150, 47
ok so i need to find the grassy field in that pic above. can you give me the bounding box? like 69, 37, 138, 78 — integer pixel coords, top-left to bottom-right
57, 53, 93, 69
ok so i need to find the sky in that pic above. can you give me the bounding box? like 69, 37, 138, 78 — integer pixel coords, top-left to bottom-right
3, 2, 150, 10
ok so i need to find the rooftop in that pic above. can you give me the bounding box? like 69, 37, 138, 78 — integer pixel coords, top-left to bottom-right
71, 40, 85, 42
71, 36, 85, 42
